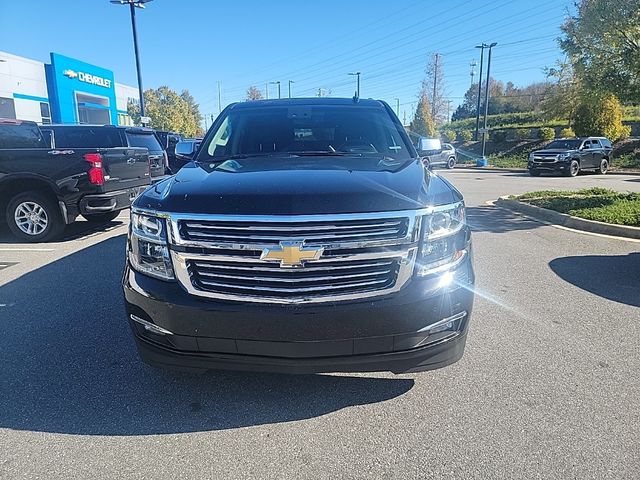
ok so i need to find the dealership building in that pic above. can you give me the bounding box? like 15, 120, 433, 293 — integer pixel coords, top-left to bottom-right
0, 51, 139, 126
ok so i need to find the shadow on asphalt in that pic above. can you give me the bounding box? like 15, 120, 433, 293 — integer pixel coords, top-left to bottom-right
0, 234, 413, 435
466, 205, 541, 234
549, 253, 640, 307
0, 218, 126, 244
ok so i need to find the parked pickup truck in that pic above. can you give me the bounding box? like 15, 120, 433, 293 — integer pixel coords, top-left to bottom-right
41, 124, 168, 181
0, 119, 150, 242
123, 98, 475, 375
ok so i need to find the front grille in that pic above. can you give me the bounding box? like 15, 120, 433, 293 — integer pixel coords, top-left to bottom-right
187, 257, 400, 299
533, 156, 557, 163
178, 217, 410, 246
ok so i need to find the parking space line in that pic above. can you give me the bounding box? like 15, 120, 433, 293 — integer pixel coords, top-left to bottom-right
0, 248, 55, 252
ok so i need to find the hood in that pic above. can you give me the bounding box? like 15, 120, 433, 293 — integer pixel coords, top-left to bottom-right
135, 155, 461, 215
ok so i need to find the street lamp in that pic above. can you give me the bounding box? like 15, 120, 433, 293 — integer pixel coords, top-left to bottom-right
110, 0, 152, 121
348, 72, 361, 98
270, 81, 281, 99
474, 44, 488, 141
288, 80, 295, 98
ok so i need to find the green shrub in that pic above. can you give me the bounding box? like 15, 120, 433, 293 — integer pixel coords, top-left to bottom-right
538, 127, 555, 141
458, 130, 473, 142
441, 130, 457, 143
515, 128, 530, 140
560, 127, 576, 138
573, 93, 630, 141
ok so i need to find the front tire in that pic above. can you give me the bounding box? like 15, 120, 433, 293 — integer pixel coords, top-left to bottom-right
529, 169, 541, 177
6, 191, 65, 242
597, 158, 609, 175
565, 160, 580, 177
83, 211, 121, 224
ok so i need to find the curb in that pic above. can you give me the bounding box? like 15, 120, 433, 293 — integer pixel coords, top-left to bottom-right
454, 165, 640, 176
496, 196, 640, 240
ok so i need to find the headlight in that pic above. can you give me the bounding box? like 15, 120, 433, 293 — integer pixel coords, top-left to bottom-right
417, 203, 468, 277
128, 212, 175, 280
528, 153, 534, 161
558, 153, 571, 161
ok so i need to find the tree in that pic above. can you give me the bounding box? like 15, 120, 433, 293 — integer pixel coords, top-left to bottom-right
410, 88, 437, 137
560, 0, 640, 102
424, 53, 448, 125
541, 61, 582, 122
246, 86, 264, 101
573, 92, 631, 140
127, 86, 203, 137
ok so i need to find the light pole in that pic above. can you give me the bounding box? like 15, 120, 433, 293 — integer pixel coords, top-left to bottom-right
348, 72, 361, 98
395, 98, 400, 117
474, 44, 487, 141
270, 81, 281, 99
481, 42, 498, 160
288, 80, 294, 98
110, 0, 152, 120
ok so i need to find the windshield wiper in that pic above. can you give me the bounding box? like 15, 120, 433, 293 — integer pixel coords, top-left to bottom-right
287, 151, 362, 157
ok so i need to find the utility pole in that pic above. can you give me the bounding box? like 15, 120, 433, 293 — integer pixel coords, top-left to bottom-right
481, 43, 498, 159
474, 44, 487, 141
432, 53, 440, 120
288, 80, 294, 98
217, 81, 222, 113
348, 72, 361, 98
470, 59, 477, 87
403, 110, 407, 126
395, 98, 400, 117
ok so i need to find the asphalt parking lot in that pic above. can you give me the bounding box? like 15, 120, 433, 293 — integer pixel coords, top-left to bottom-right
1, 170, 639, 479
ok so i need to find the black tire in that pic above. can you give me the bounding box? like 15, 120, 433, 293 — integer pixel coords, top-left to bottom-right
83, 211, 121, 223
6, 191, 65, 243
565, 160, 580, 177
597, 158, 609, 175
529, 169, 541, 177
446, 157, 456, 169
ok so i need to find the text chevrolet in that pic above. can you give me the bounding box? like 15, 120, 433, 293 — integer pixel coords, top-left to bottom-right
123, 98, 475, 374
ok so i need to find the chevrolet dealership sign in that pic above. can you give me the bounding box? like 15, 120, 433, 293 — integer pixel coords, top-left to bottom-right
63, 69, 112, 88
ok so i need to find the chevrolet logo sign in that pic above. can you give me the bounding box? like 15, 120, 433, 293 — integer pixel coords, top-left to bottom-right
261, 241, 324, 268
63, 69, 78, 79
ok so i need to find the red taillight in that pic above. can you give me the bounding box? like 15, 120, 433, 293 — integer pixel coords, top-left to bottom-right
83, 153, 104, 185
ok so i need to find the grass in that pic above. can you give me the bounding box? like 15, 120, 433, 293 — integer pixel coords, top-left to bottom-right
513, 188, 640, 226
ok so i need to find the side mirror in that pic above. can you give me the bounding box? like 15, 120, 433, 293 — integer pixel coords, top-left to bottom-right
175, 141, 196, 160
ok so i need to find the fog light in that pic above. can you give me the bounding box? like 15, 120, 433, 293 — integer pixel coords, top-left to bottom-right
130, 314, 174, 336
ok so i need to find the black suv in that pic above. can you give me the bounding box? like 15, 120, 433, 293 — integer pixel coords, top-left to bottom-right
528, 137, 613, 177
41, 124, 168, 181
123, 98, 475, 374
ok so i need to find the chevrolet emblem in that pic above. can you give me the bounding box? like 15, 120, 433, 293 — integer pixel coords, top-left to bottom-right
63, 69, 78, 79
261, 241, 324, 268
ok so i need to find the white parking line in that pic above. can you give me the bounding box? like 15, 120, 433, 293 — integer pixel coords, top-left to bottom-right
0, 248, 54, 252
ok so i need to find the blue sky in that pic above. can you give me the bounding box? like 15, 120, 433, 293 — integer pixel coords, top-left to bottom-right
0, 0, 574, 124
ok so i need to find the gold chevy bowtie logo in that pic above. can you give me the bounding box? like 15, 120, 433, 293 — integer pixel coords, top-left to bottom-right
63, 69, 78, 79
261, 241, 324, 268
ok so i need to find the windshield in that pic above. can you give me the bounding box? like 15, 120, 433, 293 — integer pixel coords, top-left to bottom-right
545, 139, 582, 150
202, 105, 411, 160
127, 132, 163, 152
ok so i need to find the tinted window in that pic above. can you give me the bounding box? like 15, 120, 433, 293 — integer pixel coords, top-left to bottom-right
204, 105, 411, 160
600, 138, 612, 148
545, 139, 582, 149
0, 123, 45, 148
127, 132, 163, 152
47, 127, 124, 148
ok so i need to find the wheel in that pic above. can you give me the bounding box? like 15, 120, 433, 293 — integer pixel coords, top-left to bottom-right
597, 158, 609, 175
446, 157, 456, 169
83, 211, 121, 223
6, 191, 65, 242
529, 169, 541, 177
421, 157, 431, 169
565, 160, 580, 177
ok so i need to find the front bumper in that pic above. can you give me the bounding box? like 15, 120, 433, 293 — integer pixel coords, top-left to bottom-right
122, 255, 475, 374
528, 161, 569, 173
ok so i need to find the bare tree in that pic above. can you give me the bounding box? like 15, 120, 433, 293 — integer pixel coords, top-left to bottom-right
424, 53, 448, 126
246, 86, 264, 101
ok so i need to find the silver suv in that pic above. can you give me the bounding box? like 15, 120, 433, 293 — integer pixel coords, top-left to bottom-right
409, 133, 457, 169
